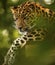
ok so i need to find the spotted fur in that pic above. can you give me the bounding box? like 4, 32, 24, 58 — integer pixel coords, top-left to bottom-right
3, 29, 46, 65
3, 1, 55, 65
10, 1, 55, 33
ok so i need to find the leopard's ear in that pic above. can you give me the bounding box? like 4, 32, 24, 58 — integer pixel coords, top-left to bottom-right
10, 6, 20, 13
10, 6, 15, 13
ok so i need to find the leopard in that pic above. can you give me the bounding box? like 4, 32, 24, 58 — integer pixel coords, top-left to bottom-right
2, 1, 55, 65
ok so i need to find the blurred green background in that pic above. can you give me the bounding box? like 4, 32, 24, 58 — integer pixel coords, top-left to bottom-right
0, 0, 55, 65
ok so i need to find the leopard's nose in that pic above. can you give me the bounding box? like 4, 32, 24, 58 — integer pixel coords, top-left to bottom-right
19, 27, 22, 30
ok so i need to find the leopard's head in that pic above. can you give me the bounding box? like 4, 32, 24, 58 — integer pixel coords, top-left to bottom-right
10, 1, 36, 34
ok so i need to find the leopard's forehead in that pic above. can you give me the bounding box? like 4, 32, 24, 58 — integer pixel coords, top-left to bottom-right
10, 1, 36, 13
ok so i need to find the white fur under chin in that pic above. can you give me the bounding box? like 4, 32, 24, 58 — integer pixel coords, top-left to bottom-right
18, 30, 27, 35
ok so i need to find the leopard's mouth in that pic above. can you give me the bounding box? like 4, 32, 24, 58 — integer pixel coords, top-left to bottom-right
18, 27, 28, 35
19, 27, 29, 32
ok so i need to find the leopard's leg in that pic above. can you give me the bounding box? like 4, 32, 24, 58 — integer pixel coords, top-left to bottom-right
2, 29, 46, 65
2, 34, 28, 65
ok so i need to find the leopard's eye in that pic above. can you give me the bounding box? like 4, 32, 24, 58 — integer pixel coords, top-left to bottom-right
13, 6, 18, 9
10, 6, 18, 11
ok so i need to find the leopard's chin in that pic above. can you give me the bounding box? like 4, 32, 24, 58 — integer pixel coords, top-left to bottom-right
19, 30, 27, 35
